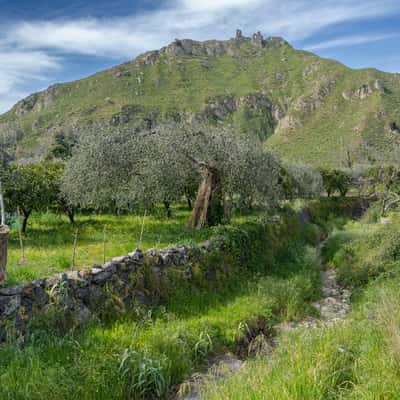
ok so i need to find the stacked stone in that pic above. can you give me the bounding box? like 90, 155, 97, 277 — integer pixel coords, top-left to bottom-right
0, 244, 211, 341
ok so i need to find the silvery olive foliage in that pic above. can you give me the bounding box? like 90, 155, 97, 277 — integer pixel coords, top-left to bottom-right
281, 161, 323, 199
154, 122, 281, 209
62, 122, 282, 213
62, 124, 181, 209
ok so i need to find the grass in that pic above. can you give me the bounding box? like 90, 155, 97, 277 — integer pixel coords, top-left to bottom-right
0, 235, 321, 399
201, 276, 400, 400
6, 207, 236, 285
200, 205, 400, 400
3, 199, 400, 399
4, 196, 358, 286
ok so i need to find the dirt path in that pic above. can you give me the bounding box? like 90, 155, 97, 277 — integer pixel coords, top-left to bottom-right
176, 245, 351, 400
276, 267, 351, 333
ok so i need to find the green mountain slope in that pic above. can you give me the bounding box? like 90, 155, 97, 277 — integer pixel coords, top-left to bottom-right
1, 31, 400, 166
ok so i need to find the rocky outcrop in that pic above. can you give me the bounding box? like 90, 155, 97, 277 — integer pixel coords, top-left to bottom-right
112, 70, 131, 78
303, 62, 321, 78
14, 84, 65, 116
200, 96, 237, 121
14, 94, 39, 116
110, 104, 147, 126
138, 32, 289, 65
355, 80, 385, 99
341, 80, 385, 102
294, 80, 336, 116
198, 93, 280, 125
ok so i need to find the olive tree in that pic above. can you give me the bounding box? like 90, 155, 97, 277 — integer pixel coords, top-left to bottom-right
63, 123, 281, 228
135, 123, 281, 228
62, 124, 198, 214
2, 163, 61, 233
367, 165, 400, 216
320, 169, 352, 197
280, 162, 323, 200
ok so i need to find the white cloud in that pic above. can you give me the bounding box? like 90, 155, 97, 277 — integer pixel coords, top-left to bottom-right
8, 0, 400, 58
0, 49, 60, 112
305, 33, 399, 51
179, 0, 261, 12
0, 0, 400, 112
12, 20, 157, 58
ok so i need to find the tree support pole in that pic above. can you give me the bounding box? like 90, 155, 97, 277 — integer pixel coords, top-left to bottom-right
0, 226, 9, 285
0, 180, 8, 285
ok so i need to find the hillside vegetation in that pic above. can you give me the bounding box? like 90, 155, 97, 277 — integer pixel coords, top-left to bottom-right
2, 32, 400, 166
2, 199, 400, 399
189, 208, 400, 399
0, 201, 324, 399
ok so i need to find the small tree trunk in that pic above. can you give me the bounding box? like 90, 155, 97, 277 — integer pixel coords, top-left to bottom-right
381, 194, 400, 217
189, 167, 224, 229
381, 198, 388, 217
186, 195, 192, 211
103, 225, 107, 264
17, 208, 26, 265
21, 209, 31, 234
66, 208, 75, 224
71, 228, 79, 271
0, 226, 9, 286
163, 201, 171, 218
138, 209, 147, 248
0, 180, 5, 226
0, 179, 8, 285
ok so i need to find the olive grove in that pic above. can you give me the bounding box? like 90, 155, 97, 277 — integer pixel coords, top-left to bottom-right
63, 123, 286, 228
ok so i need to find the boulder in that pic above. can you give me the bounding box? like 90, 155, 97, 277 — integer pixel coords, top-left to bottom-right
0, 295, 21, 317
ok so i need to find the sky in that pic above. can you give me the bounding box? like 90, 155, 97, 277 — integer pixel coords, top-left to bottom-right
0, 0, 399, 113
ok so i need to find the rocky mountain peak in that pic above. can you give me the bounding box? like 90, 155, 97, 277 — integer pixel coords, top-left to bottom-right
138, 31, 289, 65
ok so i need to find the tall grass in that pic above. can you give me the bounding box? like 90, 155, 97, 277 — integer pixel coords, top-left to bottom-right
0, 242, 320, 399
202, 276, 400, 400
202, 207, 400, 400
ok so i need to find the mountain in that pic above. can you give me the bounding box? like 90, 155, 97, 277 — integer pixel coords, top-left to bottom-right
1, 30, 400, 167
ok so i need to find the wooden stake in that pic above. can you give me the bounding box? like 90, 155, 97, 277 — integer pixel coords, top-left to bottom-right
17, 207, 26, 265
71, 228, 79, 271
103, 225, 107, 264
138, 209, 147, 248
0, 180, 5, 227
0, 179, 8, 285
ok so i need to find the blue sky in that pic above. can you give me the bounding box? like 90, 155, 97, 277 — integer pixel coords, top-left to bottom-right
0, 0, 399, 113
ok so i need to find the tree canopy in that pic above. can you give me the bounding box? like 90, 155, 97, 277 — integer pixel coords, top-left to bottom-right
63, 123, 283, 227
2, 163, 63, 233
319, 169, 352, 197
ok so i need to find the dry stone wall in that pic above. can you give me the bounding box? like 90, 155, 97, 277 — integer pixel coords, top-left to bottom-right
0, 242, 213, 342
0, 208, 325, 342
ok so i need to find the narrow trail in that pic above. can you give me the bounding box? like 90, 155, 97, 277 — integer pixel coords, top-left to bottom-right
276, 268, 351, 333
176, 242, 352, 400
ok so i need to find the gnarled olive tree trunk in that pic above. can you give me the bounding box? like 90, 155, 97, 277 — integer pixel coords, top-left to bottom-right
189, 167, 224, 229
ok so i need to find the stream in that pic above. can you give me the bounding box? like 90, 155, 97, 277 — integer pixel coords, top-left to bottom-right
176, 241, 352, 400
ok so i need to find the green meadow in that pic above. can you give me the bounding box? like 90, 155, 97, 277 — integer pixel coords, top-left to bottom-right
6, 208, 214, 285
